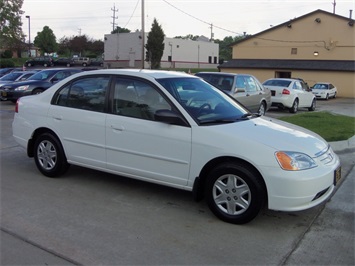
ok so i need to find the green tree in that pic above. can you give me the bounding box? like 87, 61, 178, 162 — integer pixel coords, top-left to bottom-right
69, 35, 89, 56
111, 26, 131, 34
215, 35, 246, 63
34, 26, 57, 54
145, 18, 165, 69
0, 0, 25, 51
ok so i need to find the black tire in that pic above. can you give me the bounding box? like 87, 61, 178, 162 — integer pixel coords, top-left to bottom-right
34, 133, 69, 177
205, 162, 266, 224
289, 99, 298, 113
308, 98, 316, 111
27, 63, 32, 67
83, 63, 87, 67
32, 89, 43, 95
44, 63, 48, 67
257, 101, 266, 116
325, 94, 329, 100
333, 92, 337, 99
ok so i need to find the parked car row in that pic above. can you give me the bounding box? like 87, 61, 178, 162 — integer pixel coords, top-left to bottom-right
24, 57, 103, 68
0, 68, 82, 102
12, 69, 341, 224
195, 72, 338, 114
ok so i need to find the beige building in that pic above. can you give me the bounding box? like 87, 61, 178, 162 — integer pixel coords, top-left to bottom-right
219, 9, 355, 98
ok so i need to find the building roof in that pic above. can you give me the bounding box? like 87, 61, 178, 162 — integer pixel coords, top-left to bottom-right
231, 9, 354, 46
219, 59, 355, 72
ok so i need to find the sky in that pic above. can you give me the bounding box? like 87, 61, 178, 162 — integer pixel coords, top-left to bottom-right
21, 0, 355, 41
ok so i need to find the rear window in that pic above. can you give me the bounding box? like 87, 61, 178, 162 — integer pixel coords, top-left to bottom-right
263, 80, 291, 87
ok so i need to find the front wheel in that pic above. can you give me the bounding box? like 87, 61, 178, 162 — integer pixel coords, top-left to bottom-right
205, 162, 266, 224
34, 133, 69, 177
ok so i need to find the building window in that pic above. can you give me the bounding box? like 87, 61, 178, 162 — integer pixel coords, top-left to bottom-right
168, 56, 172, 62
208, 56, 212, 63
214, 57, 217, 64
291, 48, 297, 55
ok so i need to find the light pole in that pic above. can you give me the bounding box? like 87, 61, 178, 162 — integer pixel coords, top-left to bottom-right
25, 15, 31, 57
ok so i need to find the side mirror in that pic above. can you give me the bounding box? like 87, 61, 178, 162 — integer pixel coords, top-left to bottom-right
234, 87, 246, 93
154, 109, 187, 126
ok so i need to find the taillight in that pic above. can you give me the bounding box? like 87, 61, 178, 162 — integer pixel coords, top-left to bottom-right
15, 100, 19, 113
282, 89, 290, 95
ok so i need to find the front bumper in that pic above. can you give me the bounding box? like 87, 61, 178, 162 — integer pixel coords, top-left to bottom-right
264, 146, 341, 211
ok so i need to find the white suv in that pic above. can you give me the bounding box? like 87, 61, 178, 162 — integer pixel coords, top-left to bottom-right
72, 57, 91, 67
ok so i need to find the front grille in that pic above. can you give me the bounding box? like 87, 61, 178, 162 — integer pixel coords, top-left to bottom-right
316, 146, 335, 166
312, 186, 331, 201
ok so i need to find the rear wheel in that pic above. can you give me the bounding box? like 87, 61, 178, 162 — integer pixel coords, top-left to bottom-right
289, 99, 298, 113
257, 102, 266, 116
333, 92, 337, 99
205, 162, 266, 224
27, 63, 32, 67
325, 94, 329, 100
34, 133, 69, 177
308, 99, 316, 111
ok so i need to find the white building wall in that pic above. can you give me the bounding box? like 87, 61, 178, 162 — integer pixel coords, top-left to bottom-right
104, 32, 219, 69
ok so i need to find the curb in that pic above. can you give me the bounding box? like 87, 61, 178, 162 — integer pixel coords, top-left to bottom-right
329, 135, 355, 152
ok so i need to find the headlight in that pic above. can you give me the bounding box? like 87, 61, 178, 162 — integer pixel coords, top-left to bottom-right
275, 151, 317, 171
15, 85, 30, 91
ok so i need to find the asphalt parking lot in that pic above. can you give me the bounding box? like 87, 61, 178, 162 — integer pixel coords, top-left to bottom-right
1, 98, 354, 265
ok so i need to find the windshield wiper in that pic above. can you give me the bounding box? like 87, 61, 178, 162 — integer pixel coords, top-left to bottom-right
239, 112, 261, 119
199, 118, 238, 125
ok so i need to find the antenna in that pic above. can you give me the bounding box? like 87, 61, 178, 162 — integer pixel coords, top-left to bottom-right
332, 0, 336, 14
111, 4, 118, 32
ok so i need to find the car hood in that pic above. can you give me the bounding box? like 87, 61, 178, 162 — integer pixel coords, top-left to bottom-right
206, 116, 328, 157
4, 79, 46, 88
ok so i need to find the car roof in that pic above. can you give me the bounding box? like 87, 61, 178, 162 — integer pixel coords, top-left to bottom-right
71, 69, 195, 79
265, 78, 297, 81
196, 72, 240, 76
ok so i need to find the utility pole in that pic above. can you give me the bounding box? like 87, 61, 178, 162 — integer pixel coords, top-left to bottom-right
141, 0, 145, 69
210, 23, 214, 41
332, 0, 336, 14
111, 4, 118, 32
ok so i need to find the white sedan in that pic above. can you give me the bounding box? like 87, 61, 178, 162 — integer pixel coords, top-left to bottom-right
311, 82, 337, 100
263, 78, 316, 113
12, 69, 341, 224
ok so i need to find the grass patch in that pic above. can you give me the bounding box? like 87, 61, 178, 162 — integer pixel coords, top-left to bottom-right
279, 111, 355, 142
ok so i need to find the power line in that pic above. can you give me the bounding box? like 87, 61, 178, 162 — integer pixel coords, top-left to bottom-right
162, 0, 243, 36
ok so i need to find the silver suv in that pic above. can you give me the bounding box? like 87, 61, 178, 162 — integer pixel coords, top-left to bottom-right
72, 57, 91, 67
195, 72, 271, 116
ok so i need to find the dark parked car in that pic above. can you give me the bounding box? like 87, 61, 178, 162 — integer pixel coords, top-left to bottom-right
0, 68, 82, 102
0, 68, 23, 78
0, 71, 37, 87
53, 57, 75, 67
25, 57, 53, 67
90, 58, 103, 67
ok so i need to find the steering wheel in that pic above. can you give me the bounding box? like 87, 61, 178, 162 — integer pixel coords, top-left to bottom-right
197, 103, 212, 114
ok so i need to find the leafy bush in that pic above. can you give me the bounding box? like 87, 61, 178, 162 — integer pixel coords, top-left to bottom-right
0, 59, 15, 67
1, 50, 13, 58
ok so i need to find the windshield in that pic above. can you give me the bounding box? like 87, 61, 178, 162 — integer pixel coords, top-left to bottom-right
313, 84, 328, 90
157, 77, 248, 124
28, 70, 55, 81
0, 72, 23, 81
